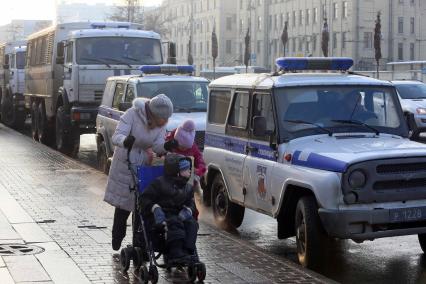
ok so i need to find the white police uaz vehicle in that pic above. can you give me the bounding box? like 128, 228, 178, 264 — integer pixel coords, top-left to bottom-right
96, 65, 208, 173
203, 57, 426, 268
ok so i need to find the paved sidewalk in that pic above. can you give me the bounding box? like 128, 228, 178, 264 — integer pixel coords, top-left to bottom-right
0, 124, 333, 284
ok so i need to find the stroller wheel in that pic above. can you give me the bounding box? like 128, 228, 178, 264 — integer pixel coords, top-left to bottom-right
149, 265, 159, 284
138, 266, 149, 284
133, 247, 143, 269
196, 262, 206, 281
120, 247, 131, 273
187, 264, 197, 282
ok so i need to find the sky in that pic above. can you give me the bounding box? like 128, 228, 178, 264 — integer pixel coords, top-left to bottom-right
0, 0, 163, 26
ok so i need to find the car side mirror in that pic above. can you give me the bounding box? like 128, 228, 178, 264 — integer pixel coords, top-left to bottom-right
56, 56, 64, 65
3, 64, 9, 69
118, 102, 132, 112
405, 112, 426, 140
253, 116, 267, 137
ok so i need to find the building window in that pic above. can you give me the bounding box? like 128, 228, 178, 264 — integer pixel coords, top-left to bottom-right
364, 32, 372, 48
410, 17, 415, 34
342, 32, 347, 49
398, 42, 404, 60
399, 0, 403, 3
313, 8, 318, 23
333, 3, 338, 19
306, 9, 310, 25
207, 41, 210, 54
312, 35, 317, 51
258, 16, 262, 30
239, 19, 244, 32
410, 43, 415, 60
208, 91, 231, 124
257, 40, 262, 53
398, 17, 404, 34
298, 38, 303, 51
274, 14, 278, 30
269, 15, 272, 29
226, 40, 232, 54
292, 11, 296, 27
299, 10, 303, 26
292, 38, 296, 52
333, 32, 338, 49
411, 0, 415, 4
342, 2, 348, 18
226, 17, 232, 31
200, 42, 203, 55
322, 4, 327, 19
280, 13, 284, 27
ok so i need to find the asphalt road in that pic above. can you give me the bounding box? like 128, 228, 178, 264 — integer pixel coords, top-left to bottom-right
22, 127, 426, 284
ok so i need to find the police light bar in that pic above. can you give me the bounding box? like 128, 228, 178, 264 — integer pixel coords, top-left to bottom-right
90, 22, 130, 29
139, 65, 195, 75
275, 57, 354, 71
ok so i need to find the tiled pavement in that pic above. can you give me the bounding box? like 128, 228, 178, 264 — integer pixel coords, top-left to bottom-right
0, 124, 333, 284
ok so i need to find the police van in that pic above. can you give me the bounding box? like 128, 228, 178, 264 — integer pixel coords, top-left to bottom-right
96, 65, 208, 173
203, 57, 426, 268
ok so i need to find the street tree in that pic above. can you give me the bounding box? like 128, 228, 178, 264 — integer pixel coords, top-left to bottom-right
108, 0, 142, 23
244, 27, 250, 72
374, 12, 382, 78
321, 18, 329, 57
281, 21, 288, 57
211, 24, 218, 79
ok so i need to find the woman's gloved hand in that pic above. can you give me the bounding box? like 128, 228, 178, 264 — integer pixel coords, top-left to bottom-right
152, 205, 166, 225
178, 206, 192, 221
164, 139, 179, 151
123, 135, 135, 149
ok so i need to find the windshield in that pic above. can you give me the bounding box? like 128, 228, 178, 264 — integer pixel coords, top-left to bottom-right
395, 83, 426, 99
274, 85, 408, 141
16, 52, 25, 69
76, 37, 162, 65
137, 81, 208, 112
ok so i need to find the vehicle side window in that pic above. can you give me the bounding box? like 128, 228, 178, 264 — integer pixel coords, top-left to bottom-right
125, 85, 135, 102
208, 90, 231, 124
102, 81, 114, 106
112, 83, 125, 109
65, 42, 73, 64
10, 54, 15, 68
226, 92, 250, 138
251, 93, 275, 140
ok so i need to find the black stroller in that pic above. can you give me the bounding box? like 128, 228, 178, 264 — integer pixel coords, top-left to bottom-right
119, 152, 206, 283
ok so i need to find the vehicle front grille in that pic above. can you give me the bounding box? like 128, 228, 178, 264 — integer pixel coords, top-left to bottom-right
377, 163, 426, 174
94, 90, 103, 102
195, 131, 205, 150
342, 157, 426, 204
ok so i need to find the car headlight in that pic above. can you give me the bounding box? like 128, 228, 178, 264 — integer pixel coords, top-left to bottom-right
416, 108, 426, 115
348, 170, 366, 188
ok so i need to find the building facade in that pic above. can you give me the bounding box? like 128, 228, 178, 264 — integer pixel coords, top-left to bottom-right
151, 0, 426, 71
154, 0, 238, 72
0, 20, 52, 43
56, 2, 114, 24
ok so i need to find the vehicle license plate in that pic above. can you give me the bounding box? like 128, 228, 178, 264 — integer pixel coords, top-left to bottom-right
389, 207, 426, 223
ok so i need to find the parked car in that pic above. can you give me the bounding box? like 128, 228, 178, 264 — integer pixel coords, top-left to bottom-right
96, 65, 208, 174
392, 80, 426, 139
203, 57, 426, 268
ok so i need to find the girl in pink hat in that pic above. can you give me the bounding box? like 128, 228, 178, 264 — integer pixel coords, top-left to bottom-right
164, 120, 206, 181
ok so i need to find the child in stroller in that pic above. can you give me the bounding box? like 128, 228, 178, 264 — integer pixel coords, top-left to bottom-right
140, 153, 198, 264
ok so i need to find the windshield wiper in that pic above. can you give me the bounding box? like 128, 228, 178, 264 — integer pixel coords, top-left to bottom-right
174, 107, 193, 113
79, 57, 111, 68
284, 119, 333, 136
331, 119, 380, 135
122, 55, 138, 62
101, 57, 132, 68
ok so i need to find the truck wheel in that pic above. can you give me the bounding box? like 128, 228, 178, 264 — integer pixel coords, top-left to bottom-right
1, 94, 25, 129
31, 101, 39, 141
418, 234, 426, 253
212, 174, 245, 229
295, 196, 326, 269
97, 140, 110, 174
55, 106, 80, 157
37, 102, 54, 145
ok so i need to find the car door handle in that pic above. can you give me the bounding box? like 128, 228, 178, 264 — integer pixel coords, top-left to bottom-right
245, 145, 258, 153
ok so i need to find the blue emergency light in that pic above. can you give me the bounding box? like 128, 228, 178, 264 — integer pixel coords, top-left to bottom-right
139, 65, 195, 75
275, 57, 354, 71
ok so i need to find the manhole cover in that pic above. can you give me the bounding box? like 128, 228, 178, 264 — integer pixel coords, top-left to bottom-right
0, 244, 44, 256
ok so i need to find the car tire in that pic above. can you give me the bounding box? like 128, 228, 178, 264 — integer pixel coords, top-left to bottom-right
418, 234, 426, 253
55, 106, 80, 157
1, 93, 25, 129
295, 195, 327, 269
211, 174, 245, 229
37, 102, 54, 146
31, 101, 39, 141
97, 140, 110, 174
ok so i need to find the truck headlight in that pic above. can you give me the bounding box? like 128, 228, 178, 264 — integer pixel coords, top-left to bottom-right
416, 108, 426, 115
348, 170, 366, 188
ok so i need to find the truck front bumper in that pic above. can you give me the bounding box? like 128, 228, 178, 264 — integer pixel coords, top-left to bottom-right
319, 208, 426, 241
70, 106, 98, 134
